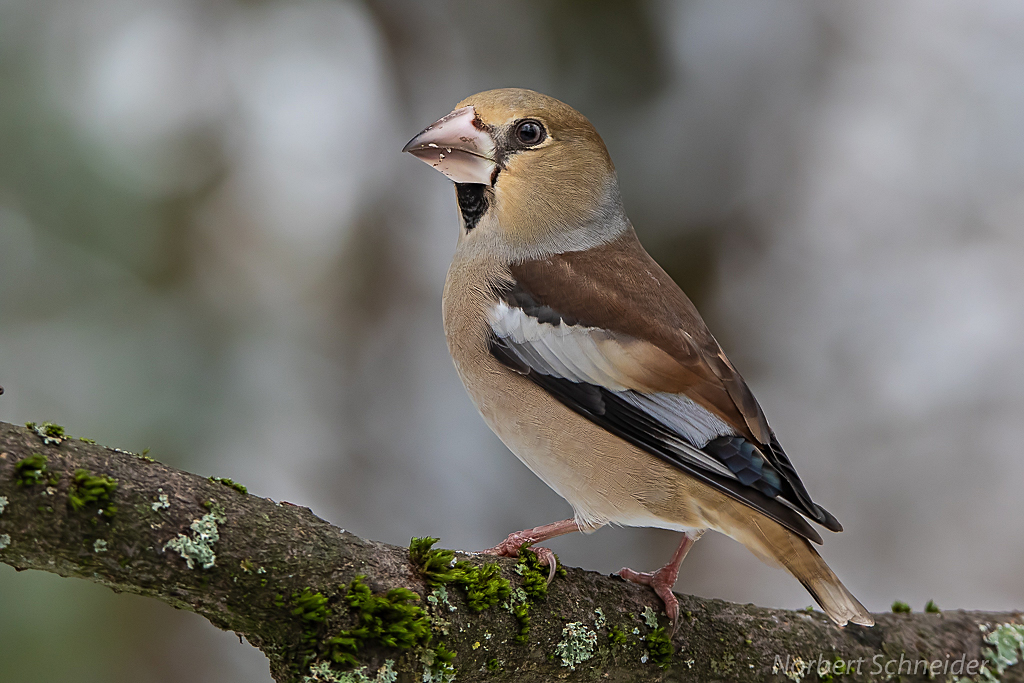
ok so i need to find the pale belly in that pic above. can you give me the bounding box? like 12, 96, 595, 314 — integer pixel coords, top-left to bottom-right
442, 255, 710, 533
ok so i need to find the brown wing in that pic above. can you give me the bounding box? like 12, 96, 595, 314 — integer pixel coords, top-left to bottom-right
509, 229, 770, 442
503, 228, 840, 532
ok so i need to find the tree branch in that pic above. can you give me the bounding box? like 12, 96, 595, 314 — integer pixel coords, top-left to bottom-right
0, 420, 1020, 682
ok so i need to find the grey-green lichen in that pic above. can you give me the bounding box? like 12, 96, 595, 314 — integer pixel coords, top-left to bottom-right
151, 490, 170, 511
982, 623, 1024, 681
163, 502, 226, 570
427, 586, 456, 613
302, 660, 397, 683
25, 421, 66, 445
93, 539, 108, 553
554, 621, 597, 670
0, 495, 8, 515
0, 534, 10, 551
641, 605, 659, 628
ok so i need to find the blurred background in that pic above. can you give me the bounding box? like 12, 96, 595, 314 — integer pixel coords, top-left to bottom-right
2, 0, 1023, 680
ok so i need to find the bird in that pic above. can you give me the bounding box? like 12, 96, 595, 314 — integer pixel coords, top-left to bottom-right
402, 88, 873, 629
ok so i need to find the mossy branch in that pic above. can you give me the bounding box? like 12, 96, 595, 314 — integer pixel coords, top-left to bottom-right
0, 420, 1021, 682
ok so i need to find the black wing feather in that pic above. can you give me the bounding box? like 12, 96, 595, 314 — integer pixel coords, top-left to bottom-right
490, 335, 826, 544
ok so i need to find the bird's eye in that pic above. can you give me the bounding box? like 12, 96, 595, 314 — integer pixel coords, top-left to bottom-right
514, 120, 546, 146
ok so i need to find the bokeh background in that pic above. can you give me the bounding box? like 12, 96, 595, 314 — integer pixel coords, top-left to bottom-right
2, 0, 1023, 680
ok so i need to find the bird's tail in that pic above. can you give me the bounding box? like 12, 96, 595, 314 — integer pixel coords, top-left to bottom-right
714, 501, 874, 627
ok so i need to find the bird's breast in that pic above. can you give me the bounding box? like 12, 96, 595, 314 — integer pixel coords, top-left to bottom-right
440, 251, 707, 531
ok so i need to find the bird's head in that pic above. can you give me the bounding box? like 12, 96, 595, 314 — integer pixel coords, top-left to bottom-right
403, 88, 627, 258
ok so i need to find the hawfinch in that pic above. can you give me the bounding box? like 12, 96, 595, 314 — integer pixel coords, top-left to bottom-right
403, 88, 872, 628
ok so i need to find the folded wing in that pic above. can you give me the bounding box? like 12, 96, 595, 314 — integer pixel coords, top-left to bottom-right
487, 231, 842, 541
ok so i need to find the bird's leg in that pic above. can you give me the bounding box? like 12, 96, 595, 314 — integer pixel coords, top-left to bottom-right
482, 518, 581, 583
618, 529, 705, 631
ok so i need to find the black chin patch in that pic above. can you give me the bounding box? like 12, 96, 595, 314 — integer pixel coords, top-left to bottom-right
455, 183, 489, 231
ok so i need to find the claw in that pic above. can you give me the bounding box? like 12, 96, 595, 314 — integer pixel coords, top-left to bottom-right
531, 546, 557, 584
478, 519, 579, 582
482, 534, 558, 581
616, 530, 704, 635
618, 566, 680, 631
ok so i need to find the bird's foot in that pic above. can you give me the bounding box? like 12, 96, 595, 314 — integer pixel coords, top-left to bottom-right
479, 519, 580, 584
617, 565, 680, 631
483, 532, 557, 584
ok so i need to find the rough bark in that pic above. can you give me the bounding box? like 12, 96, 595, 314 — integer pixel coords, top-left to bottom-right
0, 420, 1020, 682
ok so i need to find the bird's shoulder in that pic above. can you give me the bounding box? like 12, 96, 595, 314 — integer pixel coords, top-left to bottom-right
501, 229, 771, 444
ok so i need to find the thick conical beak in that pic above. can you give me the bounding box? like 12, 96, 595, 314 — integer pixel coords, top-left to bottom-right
403, 106, 497, 185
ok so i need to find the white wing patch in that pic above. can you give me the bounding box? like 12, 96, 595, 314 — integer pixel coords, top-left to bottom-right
488, 300, 734, 452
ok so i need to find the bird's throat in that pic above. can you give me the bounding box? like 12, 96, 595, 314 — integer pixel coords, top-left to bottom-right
455, 183, 490, 232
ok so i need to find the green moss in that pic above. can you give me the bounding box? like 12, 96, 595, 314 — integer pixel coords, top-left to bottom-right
608, 625, 628, 646
25, 422, 66, 445
407, 537, 510, 612
459, 562, 510, 611
514, 546, 551, 600
427, 647, 456, 681
646, 626, 674, 668
293, 588, 332, 624
710, 652, 736, 676
925, 599, 940, 613
78, 437, 97, 444
512, 603, 531, 644
409, 537, 462, 585
432, 643, 456, 667
410, 536, 572, 645
209, 476, 248, 495
421, 643, 457, 683
68, 469, 118, 519
891, 600, 911, 614
326, 575, 432, 668
14, 453, 48, 487
286, 587, 334, 661
486, 657, 500, 672
506, 547, 567, 643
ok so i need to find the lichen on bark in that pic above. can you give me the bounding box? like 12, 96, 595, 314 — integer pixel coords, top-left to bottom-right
0, 420, 1021, 682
